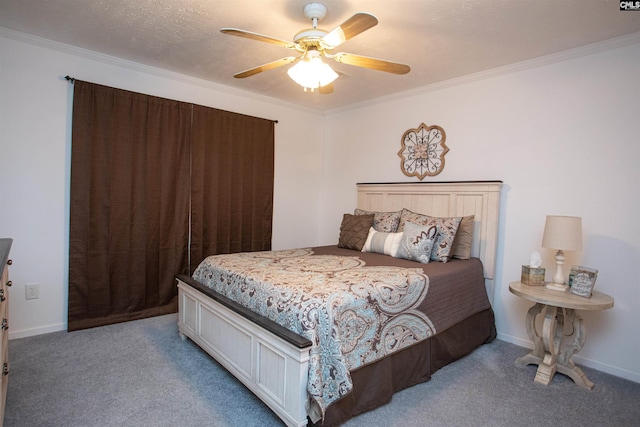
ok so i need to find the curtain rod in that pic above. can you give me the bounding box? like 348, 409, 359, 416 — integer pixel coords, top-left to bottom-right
64, 75, 278, 123
64, 76, 280, 123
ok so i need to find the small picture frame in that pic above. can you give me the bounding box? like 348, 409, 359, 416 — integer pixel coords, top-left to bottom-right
569, 265, 598, 298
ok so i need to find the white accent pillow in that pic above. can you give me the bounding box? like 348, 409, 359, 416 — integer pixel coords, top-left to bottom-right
361, 227, 403, 257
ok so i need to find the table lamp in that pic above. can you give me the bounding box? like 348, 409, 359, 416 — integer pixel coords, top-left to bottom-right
541, 215, 582, 291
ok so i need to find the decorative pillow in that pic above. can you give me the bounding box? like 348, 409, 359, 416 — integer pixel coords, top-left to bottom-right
397, 208, 430, 231
361, 227, 403, 257
397, 221, 438, 264
398, 208, 462, 262
430, 216, 463, 262
451, 215, 474, 260
354, 209, 401, 233
338, 213, 374, 251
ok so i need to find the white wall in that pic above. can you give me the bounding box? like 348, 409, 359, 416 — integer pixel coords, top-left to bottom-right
322, 40, 640, 383
0, 30, 325, 338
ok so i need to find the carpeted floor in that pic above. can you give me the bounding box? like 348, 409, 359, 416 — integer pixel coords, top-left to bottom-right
4, 314, 639, 426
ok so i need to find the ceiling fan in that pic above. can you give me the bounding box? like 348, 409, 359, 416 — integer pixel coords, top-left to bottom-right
221, 2, 410, 93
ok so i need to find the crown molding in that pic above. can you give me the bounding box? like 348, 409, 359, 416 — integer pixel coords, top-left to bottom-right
327, 31, 640, 115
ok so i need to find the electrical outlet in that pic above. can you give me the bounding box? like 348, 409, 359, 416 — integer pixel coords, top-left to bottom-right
25, 283, 39, 300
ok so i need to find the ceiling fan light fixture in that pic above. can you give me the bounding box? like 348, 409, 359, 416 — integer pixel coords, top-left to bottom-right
287, 56, 338, 91
222, 3, 408, 91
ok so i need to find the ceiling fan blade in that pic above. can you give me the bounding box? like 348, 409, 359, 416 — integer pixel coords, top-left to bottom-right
234, 57, 297, 78
221, 28, 295, 49
322, 13, 378, 49
319, 83, 334, 94
333, 53, 410, 75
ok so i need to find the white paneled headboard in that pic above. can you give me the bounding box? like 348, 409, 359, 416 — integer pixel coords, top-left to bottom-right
357, 181, 503, 301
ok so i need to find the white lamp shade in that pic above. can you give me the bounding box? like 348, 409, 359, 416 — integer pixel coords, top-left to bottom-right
541, 215, 583, 251
287, 57, 338, 89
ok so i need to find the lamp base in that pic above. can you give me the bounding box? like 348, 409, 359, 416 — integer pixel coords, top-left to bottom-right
545, 282, 568, 292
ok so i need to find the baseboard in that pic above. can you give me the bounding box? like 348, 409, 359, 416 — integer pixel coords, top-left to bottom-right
9, 322, 66, 340
497, 332, 640, 384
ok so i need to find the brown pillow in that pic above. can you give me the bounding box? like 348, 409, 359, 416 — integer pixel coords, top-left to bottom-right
451, 215, 474, 259
338, 213, 374, 251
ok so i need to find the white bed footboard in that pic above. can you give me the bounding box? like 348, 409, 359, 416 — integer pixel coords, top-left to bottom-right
177, 279, 311, 427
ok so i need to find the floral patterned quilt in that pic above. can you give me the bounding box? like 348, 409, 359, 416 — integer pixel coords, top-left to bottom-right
192, 248, 435, 417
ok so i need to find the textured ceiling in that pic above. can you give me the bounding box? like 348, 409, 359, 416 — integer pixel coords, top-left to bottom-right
1, 0, 639, 111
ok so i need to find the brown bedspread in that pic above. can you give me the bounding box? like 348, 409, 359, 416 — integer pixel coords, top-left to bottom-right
311, 246, 495, 426
312, 246, 492, 333
189, 245, 494, 425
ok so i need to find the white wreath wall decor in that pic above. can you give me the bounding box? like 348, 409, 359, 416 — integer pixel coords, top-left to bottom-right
398, 123, 448, 180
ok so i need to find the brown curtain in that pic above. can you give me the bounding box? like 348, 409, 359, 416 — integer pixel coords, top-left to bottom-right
68, 81, 192, 331
189, 105, 274, 272
69, 81, 274, 331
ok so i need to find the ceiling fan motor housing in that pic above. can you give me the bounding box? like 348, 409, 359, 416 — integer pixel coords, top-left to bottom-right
293, 28, 328, 44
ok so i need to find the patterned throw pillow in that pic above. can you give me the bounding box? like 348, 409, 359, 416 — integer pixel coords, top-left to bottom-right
397, 208, 430, 231
398, 208, 462, 262
354, 209, 401, 233
338, 213, 374, 251
429, 216, 462, 262
361, 227, 403, 257
397, 221, 438, 264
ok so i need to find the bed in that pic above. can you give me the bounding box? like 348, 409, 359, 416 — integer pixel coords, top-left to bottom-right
176, 181, 502, 426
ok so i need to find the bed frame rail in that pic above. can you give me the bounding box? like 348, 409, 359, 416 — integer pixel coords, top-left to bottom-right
177, 276, 311, 427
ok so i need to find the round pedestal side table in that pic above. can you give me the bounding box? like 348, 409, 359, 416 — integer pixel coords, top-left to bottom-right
509, 281, 614, 389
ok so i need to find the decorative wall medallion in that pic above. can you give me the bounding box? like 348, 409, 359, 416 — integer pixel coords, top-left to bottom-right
398, 123, 448, 180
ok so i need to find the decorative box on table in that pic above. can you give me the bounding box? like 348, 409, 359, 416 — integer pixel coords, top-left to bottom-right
521, 265, 545, 286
